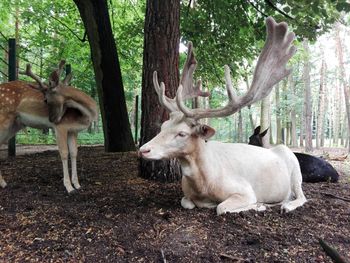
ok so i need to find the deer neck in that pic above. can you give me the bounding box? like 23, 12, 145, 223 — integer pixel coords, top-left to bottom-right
178, 139, 208, 183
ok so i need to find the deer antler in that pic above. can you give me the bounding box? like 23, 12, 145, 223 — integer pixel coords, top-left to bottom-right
19, 64, 47, 91
62, 72, 73, 86
48, 60, 66, 88
153, 41, 210, 112
176, 17, 296, 120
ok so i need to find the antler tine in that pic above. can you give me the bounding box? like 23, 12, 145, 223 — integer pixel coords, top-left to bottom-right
152, 71, 179, 112
19, 63, 46, 91
48, 60, 66, 88
62, 72, 73, 86
152, 41, 209, 113
176, 17, 296, 120
57, 60, 66, 77
180, 41, 210, 100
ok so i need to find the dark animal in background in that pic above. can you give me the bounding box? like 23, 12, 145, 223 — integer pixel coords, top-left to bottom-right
249, 126, 339, 183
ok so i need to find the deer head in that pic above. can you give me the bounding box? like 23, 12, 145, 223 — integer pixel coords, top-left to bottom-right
248, 126, 268, 147
20, 60, 73, 123
140, 17, 296, 160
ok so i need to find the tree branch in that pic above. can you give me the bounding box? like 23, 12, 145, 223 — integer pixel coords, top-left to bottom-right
241, 0, 263, 39
264, 0, 294, 20
246, 0, 268, 18
50, 15, 87, 43
319, 239, 350, 263
0, 30, 7, 40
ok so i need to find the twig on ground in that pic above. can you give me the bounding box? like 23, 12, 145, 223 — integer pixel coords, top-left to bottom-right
319, 239, 350, 263
220, 253, 245, 262
161, 249, 167, 263
321, 192, 350, 202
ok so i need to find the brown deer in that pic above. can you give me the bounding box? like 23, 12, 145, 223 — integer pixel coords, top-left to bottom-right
0, 61, 97, 193
139, 17, 306, 214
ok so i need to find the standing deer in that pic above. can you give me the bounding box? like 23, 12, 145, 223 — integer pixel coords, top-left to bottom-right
139, 17, 307, 215
249, 126, 339, 183
0, 61, 97, 193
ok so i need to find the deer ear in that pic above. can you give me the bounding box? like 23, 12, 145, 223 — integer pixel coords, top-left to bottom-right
253, 126, 261, 135
49, 71, 60, 88
260, 128, 269, 138
196, 124, 215, 140
63, 73, 73, 86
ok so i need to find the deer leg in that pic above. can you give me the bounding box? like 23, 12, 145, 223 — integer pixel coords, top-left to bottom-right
0, 171, 6, 188
281, 167, 307, 213
55, 128, 74, 193
68, 132, 80, 190
181, 197, 196, 209
0, 115, 24, 188
216, 191, 260, 215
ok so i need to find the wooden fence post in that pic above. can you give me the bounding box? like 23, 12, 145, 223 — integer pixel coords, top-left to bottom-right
7, 38, 16, 157
134, 95, 139, 145
65, 64, 71, 76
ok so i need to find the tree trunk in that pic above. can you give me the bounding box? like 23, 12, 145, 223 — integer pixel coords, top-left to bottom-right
260, 94, 271, 147
275, 83, 283, 144
139, 0, 182, 181
316, 57, 326, 149
237, 110, 243, 142
335, 22, 350, 152
289, 74, 298, 147
303, 39, 313, 152
333, 74, 341, 146
320, 63, 329, 147
244, 75, 255, 130
74, 0, 135, 152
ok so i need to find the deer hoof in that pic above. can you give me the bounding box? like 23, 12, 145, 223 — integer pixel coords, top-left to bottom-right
68, 189, 77, 195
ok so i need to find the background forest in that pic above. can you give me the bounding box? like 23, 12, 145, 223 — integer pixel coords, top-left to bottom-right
1, 0, 350, 153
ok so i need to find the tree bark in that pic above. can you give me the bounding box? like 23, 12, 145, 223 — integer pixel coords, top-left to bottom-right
237, 110, 243, 142
139, 0, 182, 181
333, 73, 341, 146
303, 39, 313, 152
289, 73, 298, 147
316, 57, 326, 149
260, 94, 271, 147
321, 71, 328, 147
335, 22, 350, 152
74, 0, 135, 152
275, 83, 283, 144
244, 75, 255, 131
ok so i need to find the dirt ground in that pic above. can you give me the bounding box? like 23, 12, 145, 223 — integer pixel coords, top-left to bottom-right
0, 146, 349, 262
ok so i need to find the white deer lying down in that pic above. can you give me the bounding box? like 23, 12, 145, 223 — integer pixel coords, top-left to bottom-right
0, 61, 97, 193
139, 17, 307, 215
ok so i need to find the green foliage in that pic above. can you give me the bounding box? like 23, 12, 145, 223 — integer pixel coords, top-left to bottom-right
0, 0, 348, 146
16, 128, 104, 145
180, 0, 348, 91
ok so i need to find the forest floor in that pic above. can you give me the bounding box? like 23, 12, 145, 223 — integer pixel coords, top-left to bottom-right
0, 146, 349, 263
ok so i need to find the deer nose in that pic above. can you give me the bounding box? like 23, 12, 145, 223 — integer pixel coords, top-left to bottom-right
138, 147, 151, 157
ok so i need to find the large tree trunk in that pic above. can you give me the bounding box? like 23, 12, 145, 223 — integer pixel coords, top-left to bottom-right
335, 22, 350, 152
316, 57, 326, 149
139, 0, 182, 181
303, 39, 313, 152
74, 0, 135, 152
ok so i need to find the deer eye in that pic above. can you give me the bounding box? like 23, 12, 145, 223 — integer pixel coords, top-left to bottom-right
177, 132, 187, 138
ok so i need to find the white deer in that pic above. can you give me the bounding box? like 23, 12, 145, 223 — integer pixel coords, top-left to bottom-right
0, 61, 97, 193
139, 17, 307, 215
